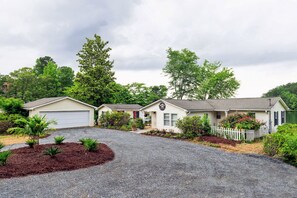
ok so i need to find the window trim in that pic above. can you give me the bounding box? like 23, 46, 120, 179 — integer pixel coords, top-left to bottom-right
171, 113, 178, 127
274, 111, 279, 126
164, 113, 170, 126
281, 111, 285, 124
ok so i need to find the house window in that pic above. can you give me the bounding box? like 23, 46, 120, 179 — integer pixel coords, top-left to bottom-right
281, 111, 285, 124
274, 111, 279, 126
171, 114, 178, 126
164, 113, 170, 126
216, 112, 221, 119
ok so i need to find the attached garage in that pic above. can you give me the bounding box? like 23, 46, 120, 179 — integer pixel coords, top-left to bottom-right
24, 97, 96, 129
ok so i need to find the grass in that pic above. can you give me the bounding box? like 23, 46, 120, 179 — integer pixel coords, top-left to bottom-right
0, 135, 29, 146
191, 138, 264, 154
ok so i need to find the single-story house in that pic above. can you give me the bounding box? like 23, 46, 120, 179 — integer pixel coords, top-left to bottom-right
98, 104, 143, 119
140, 97, 289, 133
24, 97, 97, 129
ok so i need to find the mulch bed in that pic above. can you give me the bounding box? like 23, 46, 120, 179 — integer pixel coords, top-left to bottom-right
0, 143, 114, 179
200, 136, 240, 146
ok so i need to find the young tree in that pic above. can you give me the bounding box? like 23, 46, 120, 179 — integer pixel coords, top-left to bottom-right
194, 60, 240, 100
163, 48, 199, 99
163, 48, 239, 100
65, 34, 115, 106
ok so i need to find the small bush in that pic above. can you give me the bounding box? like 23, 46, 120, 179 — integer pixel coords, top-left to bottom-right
176, 115, 210, 137
79, 138, 88, 145
263, 133, 286, 156
0, 97, 27, 116
25, 139, 37, 148
280, 135, 297, 164
135, 118, 145, 129
277, 124, 297, 135
99, 111, 130, 129
0, 142, 4, 150
0, 150, 12, 166
83, 138, 99, 151
43, 147, 61, 157
54, 136, 65, 145
220, 113, 264, 130
120, 125, 131, 131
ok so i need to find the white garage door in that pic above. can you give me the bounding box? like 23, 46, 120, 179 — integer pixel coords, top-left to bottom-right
40, 111, 90, 129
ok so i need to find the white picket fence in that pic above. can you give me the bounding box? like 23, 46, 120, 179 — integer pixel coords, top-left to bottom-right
210, 126, 246, 141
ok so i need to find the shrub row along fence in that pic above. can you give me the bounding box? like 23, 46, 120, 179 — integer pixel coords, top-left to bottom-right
210, 126, 246, 141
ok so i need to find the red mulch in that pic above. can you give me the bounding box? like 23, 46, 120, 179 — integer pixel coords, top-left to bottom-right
0, 143, 114, 179
200, 136, 240, 146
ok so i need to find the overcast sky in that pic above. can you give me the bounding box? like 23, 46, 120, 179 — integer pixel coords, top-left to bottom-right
0, 0, 297, 97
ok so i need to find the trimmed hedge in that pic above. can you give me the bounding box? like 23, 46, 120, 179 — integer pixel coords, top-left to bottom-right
264, 124, 297, 166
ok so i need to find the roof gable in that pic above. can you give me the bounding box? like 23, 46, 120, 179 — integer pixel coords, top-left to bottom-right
24, 97, 97, 110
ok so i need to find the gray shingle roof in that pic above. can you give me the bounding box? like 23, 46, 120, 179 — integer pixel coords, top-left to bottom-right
163, 97, 285, 112
24, 97, 97, 110
24, 97, 66, 109
207, 97, 281, 111
100, 104, 143, 111
163, 99, 214, 111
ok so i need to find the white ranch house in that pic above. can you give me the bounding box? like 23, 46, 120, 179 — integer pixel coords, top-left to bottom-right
98, 104, 143, 119
140, 97, 289, 133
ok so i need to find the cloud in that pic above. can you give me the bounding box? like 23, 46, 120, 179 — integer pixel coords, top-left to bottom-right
0, 0, 297, 97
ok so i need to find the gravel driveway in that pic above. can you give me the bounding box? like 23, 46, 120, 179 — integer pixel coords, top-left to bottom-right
1, 128, 297, 198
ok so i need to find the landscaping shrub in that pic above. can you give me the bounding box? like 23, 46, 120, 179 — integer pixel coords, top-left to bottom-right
43, 147, 61, 158
79, 138, 88, 145
0, 150, 11, 166
82, 138, 99, 151
25, 139, 37, 148
99, 111, 131, 130
220, 113, 264, 130
54, 136, 65, 145
263, 133, 286, 156
280, 135, 297, 164
135, 118, 145, 129
277, 123, 297, 135
120, 125, 131, 131
176, 115, 210, 137
264, 124, 297, 166
7, 115, 56, 143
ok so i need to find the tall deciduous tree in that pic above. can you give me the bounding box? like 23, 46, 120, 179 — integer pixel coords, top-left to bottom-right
66, 34, 115, 106
194, 60, 240, 100
33, 56, 56, 75
163, 48, 198, 100
163, 48, 239, 100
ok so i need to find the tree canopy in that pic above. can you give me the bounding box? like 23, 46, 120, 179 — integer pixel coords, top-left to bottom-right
263, 82, 297, 110
163, 48, 240, 100
1, 57, 74, 102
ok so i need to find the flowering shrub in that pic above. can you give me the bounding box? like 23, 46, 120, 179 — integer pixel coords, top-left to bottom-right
220, 113, 264, 130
